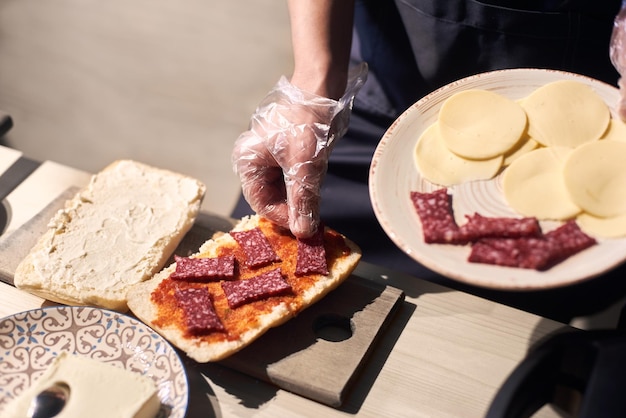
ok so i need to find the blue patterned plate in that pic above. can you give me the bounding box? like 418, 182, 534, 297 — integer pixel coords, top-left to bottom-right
0, 306, 188, 417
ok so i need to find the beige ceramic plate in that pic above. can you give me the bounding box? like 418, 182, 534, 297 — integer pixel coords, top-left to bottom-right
369, 68, 626, 290
0, 306, 189, 417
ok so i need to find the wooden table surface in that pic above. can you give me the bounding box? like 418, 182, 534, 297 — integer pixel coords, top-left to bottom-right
0, 145, 570, 417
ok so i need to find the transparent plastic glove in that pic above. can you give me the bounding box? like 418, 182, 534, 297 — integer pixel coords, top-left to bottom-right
611, 2, 626, 120
232, 63, 368, 238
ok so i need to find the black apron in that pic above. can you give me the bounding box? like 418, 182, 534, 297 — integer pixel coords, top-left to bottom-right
234, 0, 626, 323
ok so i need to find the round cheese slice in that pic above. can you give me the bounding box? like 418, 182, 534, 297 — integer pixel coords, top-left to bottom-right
437, 89, 527, 160
415, 122, 503, 186
521, 80, 610, 148
577, 212, 626, 239
563, 140, 626, 218
600, 118, 626, 142
503, 134, 539, 167
503, 147, 581, 220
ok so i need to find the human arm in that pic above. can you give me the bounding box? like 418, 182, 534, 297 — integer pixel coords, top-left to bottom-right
232, 0, 366, 238
288, 0, 355, 99
611, 2, 626, 120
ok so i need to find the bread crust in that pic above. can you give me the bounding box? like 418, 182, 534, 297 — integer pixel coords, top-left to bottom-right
127, 215, 361, 362
13, 160, 205, 312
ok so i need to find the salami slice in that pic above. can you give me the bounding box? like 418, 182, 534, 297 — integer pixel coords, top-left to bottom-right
295, 227, 329, 276
174, 287, 225, 334
543, 220, 597, 267
410, 189, 463, 244
469, 221, 596, 270
459, 213, 541, 242
171, 255, 235, 281
230, 227, 280, 268
469, 237, 552, 269
221, 268, 292, 309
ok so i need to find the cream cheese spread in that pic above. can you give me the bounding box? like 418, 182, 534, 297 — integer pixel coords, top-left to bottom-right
2, 351, 161, 418
25, 160, 204, 309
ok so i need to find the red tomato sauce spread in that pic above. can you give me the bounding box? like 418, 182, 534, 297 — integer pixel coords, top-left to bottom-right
151, 218, 351, 343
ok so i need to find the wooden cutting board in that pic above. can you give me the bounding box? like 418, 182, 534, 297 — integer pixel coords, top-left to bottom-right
219, 276, 404, 407
0, 188, 405, 407
0, 187, 80, 284
171, 213, 405, 407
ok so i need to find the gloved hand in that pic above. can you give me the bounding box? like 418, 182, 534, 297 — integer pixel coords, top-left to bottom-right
232, 63, 367, 238
611, 2, 626, 120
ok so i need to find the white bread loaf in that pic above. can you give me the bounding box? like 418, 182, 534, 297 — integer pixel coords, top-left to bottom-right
127, 215, 362, 362
13, 160, 205, 312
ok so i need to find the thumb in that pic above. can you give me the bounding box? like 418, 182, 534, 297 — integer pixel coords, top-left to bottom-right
284, 160, 323, 238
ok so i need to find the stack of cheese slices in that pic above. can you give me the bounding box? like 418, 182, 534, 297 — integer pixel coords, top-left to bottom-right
414, 80, 626, 238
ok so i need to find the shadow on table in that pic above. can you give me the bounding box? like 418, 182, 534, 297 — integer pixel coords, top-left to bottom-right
182, 356, 282, 418
477, 263, 626, 329
364, 254, 626, 330
183, 350, 280, 414
180, 357, 221, 418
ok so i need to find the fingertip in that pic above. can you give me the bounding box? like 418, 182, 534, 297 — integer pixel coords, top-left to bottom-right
290, 215, 319, 239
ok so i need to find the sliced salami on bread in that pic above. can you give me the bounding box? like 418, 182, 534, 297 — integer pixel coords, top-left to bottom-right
13, 160, 205, 312
126, 215, 362, 362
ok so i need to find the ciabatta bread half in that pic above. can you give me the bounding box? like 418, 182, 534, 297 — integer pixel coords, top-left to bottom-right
13, 160, 205, 312
127, 214, 361, 362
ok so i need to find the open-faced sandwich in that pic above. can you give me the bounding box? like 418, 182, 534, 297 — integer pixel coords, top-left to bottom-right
127, 214, 361, 362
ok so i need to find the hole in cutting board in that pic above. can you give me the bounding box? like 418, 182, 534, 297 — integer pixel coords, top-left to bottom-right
312, 314, 353, 342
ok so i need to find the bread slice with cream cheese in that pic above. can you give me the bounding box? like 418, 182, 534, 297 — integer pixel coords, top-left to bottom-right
13, 160, 205, 312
